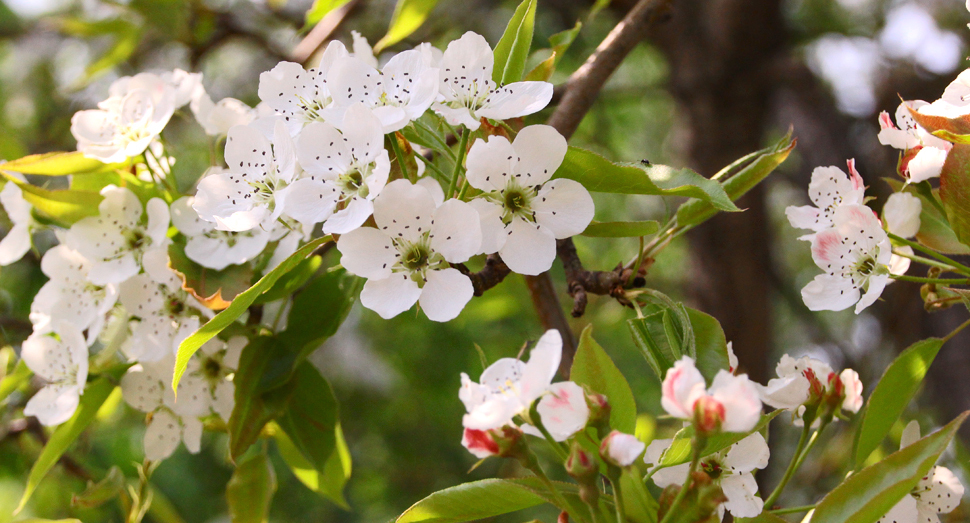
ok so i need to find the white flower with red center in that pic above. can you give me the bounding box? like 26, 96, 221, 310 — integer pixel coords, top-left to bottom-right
120, 356, 210, 461
290, 103, 389, 234
877, 102, 951, 184
646, 432, 770, 518
337, 179, 481, 321
802, 204, 894, 314
431, 32, 553, 131
459, 329, 562, 433
785, 160, 866, 239
878, 421, 964, 523
29, 246, 118, 345
759, 354, 863, 425
170, 195, 270, 271
465, 125, 594, 275
661, 356, 762, 433
325, 50, 439, 133
0, 173, 38, 265
118, 249, 212, 363
21, 321, 88, 426
71, 72, 177, 163
193, 120, 299, 232
64, 186, 170, 285
600, 431, 646, 467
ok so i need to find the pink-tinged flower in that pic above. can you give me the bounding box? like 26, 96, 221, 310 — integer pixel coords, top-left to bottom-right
524, 381, 590, 441
759, 354, 864, 425
600, 431, 645, 467
883, 192, 921, 239
877, 102, 951, 183
838, 368, 863, 414
661, 356, 762, 433
785, 160, 865, 239
461, 428, 500, 459
802, 204, 894, 314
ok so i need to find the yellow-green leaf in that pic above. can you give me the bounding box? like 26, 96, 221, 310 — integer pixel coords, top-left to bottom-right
226, 451, 277, 523
374, 0, 441, 52
491, 0, 537, 85
3, 151, 124, 176
0, 171, 102, 226
571, 325, 637, 433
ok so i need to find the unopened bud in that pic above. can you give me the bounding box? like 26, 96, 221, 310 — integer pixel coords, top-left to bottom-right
461, 426, 524, 460
586, 391, 612, 437
600, 431, 645, 467
565, 442, 599, 484
693, 396, 725, 435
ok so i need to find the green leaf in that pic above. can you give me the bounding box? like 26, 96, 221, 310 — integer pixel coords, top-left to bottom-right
491, 0, 537, 85
736, 512, 791, 523
276, 364, 339, 474
71, 466, 126, 509
15, 519, 84, 523
304, 0, 353, 28
396, 478, 547, 523
619, 468, 658, 523
2, 151, 124, 176
167, 242, 254, 310
581, 220, 660, 238
812, 412, 968, 523
16, 378, 118, 514
275, 421, 352, 508
554, 147, 738, 211
524, 22, 581, 82
935, 143, 970, 247
686, 308, 731, 383
853, 338, 943, 469
226, 451, 278, 523
626, 290, 695, 380
658, 411, 781, 467
676, 132, 795, 226
374, 0, 441, 52
173, 236, 331, 392
0, 358, 31, 404
571, 325, 637, 433
228, 336, 297, 460
628, 315, 675, 381
0, 171, 102, 227
252, 255, 322, 305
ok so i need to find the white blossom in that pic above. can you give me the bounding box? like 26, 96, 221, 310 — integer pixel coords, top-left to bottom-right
291, 103, 389, 234
522, 381, 590, 441
171, 195, 270, 270
786, 160, 866, 238
193, 120, 299, 232
883, 192, 922, 239
919, 69, 970, 118
432, 32, 553, 130
158, 69, 203, 108
21, 321, 88, 426
661, 356, 762, 433
191, 93, 256, 137
759, 355, 863, 426
30, 245, 118, 345
337, 179, 480, 321
878, 102, 951, 183
71, 72, 177, 163
0, 173, 37, 265
465, 125, 594, 275
64, 186, 170, 285
180, 336, 245, 421
801, 204, 894, 313
878, 421, 964, 523
601, 431, 646, 467
647, 432, 770, 518
118, 249, 211, 362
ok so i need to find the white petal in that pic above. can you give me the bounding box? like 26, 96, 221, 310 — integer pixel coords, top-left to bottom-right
644, 438, 673, 466
856, 273, 890, 314
877, 495, 919, 523
477, 81, 554, 122
802, 273, 860, 312
0, 224, 31, 265
0, 180, 31, 223
213, 381, 235, 421
439, 32, 494, 101
469, 199, 506, 254
336, 226, 397, 279
462, 395, 520, 431
258, 61, 315, 115
296, 121, 353, 177
723, 432, 770, 474
359, 273, 421, 319
121, 367, 165, 412
786, 205, 824, 232
499, 217, 556, 276
24, 384, 81, 426
511, 125, 566, 187
901, 420, 921, 449
536, 381, 589, 441
721, 473, 764, 518
839, 368, 864, 413
602, 431, 646, 467
225, 124, 273, 180
338, 103, 385, 164
915, 466, 964, 514
372, 179, 435, 243
170, 375, 211, 418
883, 192, 922, 238
417, 176, 444, 207
758, 375, 809, 410
534, 179, 595, 238
144, 409, 182, 461
283, 178, 339, 227
465, 135, 516, 192
419, 268, 473, 322
908, 146, 947, 183
518, 330, 562, 405
170, 197, 209, 236
431, 103, 482, 130
661, 357, 706, 420
431, 199, 482, 263
322, 197, 374, 235
651, 463, 689, 489
181, 416, 203, 454
193, 172, 265, 232
461, 428, 500, 458
709, 371, 762, 433
328, 58, 382, 108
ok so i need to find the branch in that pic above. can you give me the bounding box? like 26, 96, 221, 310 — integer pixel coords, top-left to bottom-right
454, 255, 512, 296
556, 239, 650, 317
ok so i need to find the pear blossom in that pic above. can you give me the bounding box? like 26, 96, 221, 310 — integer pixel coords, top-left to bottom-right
337, 179, 481, 321
661, 356, 762, 433
179, 336, 245, 421
64, 186, 170, 285
646, 432, 770, 518
727, 341, 739, 374
522, 381, 590, 441
919, 69, 970, 118
459, 329, 561, 432
71, 72, 177, 163
171, 196, 270, 270
465, 125, 594, 275
120, 356, 209, 461
877, 102, 950, 183
432, 32, 553, 131
291, 103, 389, 234
883, 192, 922, 239
802, 204, 895, 313
759, 354, 863, 425
600, 431, 646, 467
193, 120, 299, 232
0, 174, 37, 265
191, 93, 256, 137
118, 249, 211, 362
877, 421, 964, 523
30, 246, 118, 344
159, 69, 203, 108
21, 321, 88, 426
461, 427, 502, 459
785, 160, 866, 239
325, 49, 439, 133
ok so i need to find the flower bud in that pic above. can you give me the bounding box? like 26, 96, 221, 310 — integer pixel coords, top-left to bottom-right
586, 391, 611, 436
693, 395, 725, 435
600, 431, 645, 467
565, 442, 599, 483
461, 426, 524, 459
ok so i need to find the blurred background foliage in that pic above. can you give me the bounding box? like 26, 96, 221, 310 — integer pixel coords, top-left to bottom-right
0, 0, 967, 521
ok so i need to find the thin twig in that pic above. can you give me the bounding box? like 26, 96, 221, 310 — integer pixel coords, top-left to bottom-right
290, 1, 357, 64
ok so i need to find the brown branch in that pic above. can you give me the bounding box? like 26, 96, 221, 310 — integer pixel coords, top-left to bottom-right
556, 239, 651, 317
454, 254, 511, 296
290, 0, 358, 64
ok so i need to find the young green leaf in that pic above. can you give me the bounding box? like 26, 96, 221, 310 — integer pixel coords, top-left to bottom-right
2, 151, 124, 176
172, 235, 331, 392
853, 338, 943, 469
70, 466, 126, 509
226, 451, 278, 523
16, 377, 118, 514
396, 478, 547, 523
374, 0, 441, 52
228, 336, 297, 459
252, 255, 322, 305
274, 422, 352, 509
619, 468, 659, 523
0, 171, 102, 226
276, 364, 339, 475
491, 0, 537, 85
812, 412, 968, 523
571, 325, 638, 433
735, 512, 791, 523
581, 220, 660, 238
304, 0, 353, 28
687, 308, 732, 382
657, 411, 781, 467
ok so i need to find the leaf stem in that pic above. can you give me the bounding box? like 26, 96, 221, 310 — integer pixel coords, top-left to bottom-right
658, 441, 702, 523
448, 127, 470, 198
388, 133, 414, 183
887, 233, 970, 275
763, 423, 812, 509
411, 120, 457, 161
943, 317, 970, 343
523, 455, 582, 523
414, 153, 449, 181
889, 274, 970, 285
769, 504, 816, 515
891, 249, 957, 272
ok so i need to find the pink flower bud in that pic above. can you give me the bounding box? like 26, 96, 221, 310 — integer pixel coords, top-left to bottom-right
600, 431, 646, 467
